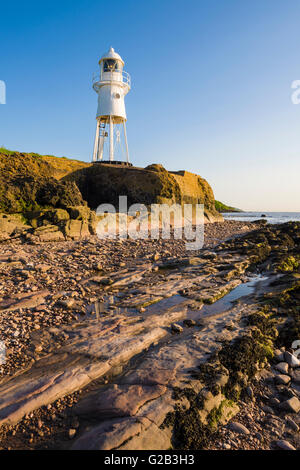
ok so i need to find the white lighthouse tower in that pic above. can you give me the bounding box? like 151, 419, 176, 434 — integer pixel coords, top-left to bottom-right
92, 47, 131, 164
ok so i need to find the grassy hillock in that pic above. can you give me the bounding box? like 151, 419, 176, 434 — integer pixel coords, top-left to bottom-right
0, 147, 90, 179
215, 200, 242, 213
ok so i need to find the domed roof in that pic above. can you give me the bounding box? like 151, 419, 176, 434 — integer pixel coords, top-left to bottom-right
99, 47, 124, 65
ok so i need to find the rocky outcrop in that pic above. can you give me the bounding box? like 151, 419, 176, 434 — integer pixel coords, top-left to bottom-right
0, 175, 85, 214
0, 151, 222, 241
25, 206, 97, 241
64, 163, 223, 223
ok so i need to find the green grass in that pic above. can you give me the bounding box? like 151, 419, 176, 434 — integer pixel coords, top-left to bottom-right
215, 200, 242, 213
0, 146, 15, 156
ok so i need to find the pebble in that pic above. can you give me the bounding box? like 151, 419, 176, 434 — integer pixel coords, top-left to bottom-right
274, 374, 291, 385
275, 440, 296, 451
292, 369, 300, 385
229, 422, 250, 435
274, 349, 285, 362
285, 417, 299, 432
246, 385, 254, 399
279, 396, 300, 413
222, 443, 231, 450
269, 397, 281, 407
262, 405, 275, 415
275, 362, 289, 374
183, 319, 196, 327
68, 428, 76, 439
171, 323, 183, 334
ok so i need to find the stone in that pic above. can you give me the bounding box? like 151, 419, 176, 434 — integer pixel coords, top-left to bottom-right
229, 422, 250, 435
222, 443, 231, 450
284, 351, 300, 368
72, 418, 146, 450
274, 349, 285, 362
285, 416, 299, 432
246, 385, 254, 399
57, 299, 75, 309
292, 369, 300, 385
171, 323, 183, 334
0, 213, 31, 237
218, 402, 240, 426
183, 319, 196, 327
64, 220, 90, 239
68, 428, 76, 439
214, 373, 229, 388
33, 225, 65, 242
274, 374, 291, 385
66, 206, 91, 221
269, 397, 281, 407
198, 391, 224, 424
262, 405, 275, 415
275, 440, 296, 451
275, 362, 289, 374
279, 396, 300, 413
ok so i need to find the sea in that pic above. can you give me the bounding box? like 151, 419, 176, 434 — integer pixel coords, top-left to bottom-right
223, 212, 300, 225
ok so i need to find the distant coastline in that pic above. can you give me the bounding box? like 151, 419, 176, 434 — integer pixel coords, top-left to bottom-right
215, 200, 242, 213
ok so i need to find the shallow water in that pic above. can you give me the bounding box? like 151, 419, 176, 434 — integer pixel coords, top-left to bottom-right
87, 274, 268, 323
198, 275, 268, 318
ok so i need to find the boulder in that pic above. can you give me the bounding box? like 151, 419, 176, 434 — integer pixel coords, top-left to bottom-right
63, 220, 90, 239
66, 206, 91, 220
0, 213, 31, 238
33, 225, 65, 242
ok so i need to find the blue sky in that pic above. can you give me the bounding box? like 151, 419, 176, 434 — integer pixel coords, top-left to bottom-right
1, 0, 300, 211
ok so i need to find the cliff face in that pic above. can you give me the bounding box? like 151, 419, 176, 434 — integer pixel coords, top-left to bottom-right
64, 163, 222, 222
170, 170, 222, 221
0, 151, 222, 224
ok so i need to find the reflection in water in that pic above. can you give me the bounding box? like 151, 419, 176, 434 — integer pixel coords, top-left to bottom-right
199, 275, 268, 318
93, 295, 128, 321
95, 301, 104, 321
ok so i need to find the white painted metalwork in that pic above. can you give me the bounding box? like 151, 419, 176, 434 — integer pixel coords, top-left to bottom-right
92, 47, 131, 163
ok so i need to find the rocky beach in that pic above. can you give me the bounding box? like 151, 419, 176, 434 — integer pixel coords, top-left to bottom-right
0, 151, 299, 451
0, 216, 299, 451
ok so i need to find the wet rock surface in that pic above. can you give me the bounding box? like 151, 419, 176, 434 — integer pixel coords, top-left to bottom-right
0, 220, 299, 450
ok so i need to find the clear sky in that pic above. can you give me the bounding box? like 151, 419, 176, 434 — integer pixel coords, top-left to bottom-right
1, 0, 300, 211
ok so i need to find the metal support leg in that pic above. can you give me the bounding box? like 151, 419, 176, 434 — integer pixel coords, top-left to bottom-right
123, 121, 130, 163
92, 120, 100, 162
109, 116, 114, 161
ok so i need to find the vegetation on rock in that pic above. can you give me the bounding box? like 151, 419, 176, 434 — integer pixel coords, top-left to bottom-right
215, 200, 242, 213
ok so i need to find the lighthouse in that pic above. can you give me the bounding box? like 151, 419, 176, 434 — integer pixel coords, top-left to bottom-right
92, 47, 131, 164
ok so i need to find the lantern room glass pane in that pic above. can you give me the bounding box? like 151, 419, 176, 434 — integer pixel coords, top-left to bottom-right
103, 59, 120, 72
